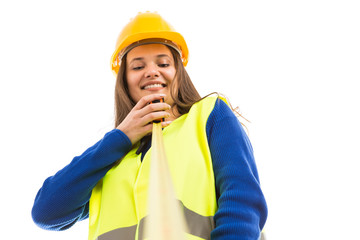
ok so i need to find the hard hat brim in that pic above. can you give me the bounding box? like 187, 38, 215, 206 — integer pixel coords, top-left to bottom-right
111, 31, 189, 76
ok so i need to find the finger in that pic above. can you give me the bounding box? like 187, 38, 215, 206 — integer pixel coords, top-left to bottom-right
142, 111, 171, 125
161, 121, 172, 128
144, 102, 171, 114
133, 94, 166, 110
135, 99, 170, 119
143, 121, 171, 136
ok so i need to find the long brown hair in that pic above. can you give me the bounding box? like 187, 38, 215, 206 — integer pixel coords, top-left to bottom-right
114, 46, 202, 127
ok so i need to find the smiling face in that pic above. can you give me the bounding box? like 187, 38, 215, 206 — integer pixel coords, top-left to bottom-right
126, 44, 176, 105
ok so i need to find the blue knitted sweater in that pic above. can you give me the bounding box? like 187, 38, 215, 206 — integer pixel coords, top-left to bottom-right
32, 99, 267, 239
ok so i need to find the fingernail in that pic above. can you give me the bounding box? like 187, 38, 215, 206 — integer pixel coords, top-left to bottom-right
163, 121, 172, 125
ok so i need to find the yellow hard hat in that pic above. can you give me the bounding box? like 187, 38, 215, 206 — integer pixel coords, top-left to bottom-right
110, 12, 189, 75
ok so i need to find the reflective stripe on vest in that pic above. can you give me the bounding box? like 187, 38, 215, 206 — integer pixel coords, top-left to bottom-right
89, 97, 221, 240
97, 200, 214, 240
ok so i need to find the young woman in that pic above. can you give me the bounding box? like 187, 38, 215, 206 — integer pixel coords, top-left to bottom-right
32, 12, 267, 240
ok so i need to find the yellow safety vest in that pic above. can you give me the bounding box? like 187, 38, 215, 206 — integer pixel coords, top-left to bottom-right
89, 97, 220, 240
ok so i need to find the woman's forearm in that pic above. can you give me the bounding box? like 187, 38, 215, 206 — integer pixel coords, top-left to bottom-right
31, 129, 132, 230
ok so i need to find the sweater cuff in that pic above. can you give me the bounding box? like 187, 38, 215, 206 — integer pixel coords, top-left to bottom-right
106, 128, 132, 152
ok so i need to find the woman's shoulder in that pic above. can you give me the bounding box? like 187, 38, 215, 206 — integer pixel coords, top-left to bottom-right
177, 95, 230, 129
196, 94, 234, 118
190, 94, 230, 113
185, 94, 239, 131
202, 94, 247, 135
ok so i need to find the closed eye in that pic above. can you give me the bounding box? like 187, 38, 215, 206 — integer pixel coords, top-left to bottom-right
158, 63, 170, 68
133, 66, 144, 70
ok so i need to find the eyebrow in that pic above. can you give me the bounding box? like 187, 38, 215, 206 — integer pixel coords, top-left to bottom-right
156, 54, 171, 59
129, 54, 172, 64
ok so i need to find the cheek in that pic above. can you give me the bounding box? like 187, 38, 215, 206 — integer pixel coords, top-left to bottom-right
125, 75, 139, 101
165, 68, 176, 83
126, 72, 139, 90
168, 69, 178, 87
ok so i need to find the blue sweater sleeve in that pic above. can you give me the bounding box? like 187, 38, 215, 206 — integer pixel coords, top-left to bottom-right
206, 99, 267, 240
31, 129, 132, 231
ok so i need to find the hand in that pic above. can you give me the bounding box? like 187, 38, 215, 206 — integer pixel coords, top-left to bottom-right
116, 94, 172, 145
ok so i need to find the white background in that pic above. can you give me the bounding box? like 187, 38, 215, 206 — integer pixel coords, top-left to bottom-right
1, 0, 359, 239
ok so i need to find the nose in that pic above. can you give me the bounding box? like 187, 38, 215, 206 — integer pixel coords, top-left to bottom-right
145, 65, 160, 78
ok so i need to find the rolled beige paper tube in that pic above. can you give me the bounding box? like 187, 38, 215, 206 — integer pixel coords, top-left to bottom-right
144, 123, 188, 240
